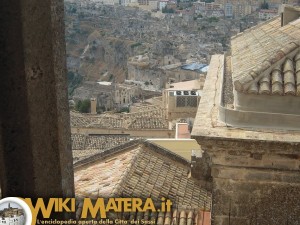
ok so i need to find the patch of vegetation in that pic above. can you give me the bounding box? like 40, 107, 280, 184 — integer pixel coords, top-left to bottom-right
198, 24, 207, 31
67, 71, 83, 96
118, 107, 130, 113
197, 14, 203, 19
130, 42, 142, 48
261, 1, 269, 9
75, 99, 90, 113
207, 17, 219, 23
162, 7, 175, 14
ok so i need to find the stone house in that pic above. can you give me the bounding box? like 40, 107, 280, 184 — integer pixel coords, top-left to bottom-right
163, 79, 203, 121
73, 82, 142, 111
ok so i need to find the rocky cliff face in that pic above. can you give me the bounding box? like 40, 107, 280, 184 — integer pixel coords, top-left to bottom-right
64, 2, 241, 97
77, 37, 135, 82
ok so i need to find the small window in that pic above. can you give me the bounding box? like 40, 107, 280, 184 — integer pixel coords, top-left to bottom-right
176, 96, 198, 107
176, 96, 186, 107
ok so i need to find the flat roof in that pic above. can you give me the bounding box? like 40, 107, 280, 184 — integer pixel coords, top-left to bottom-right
166, 79, 201, 91
148, 139, 201, 161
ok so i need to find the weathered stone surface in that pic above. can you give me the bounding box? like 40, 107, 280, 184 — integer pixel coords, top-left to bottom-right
0, 0, 74, 201
211, 177, 300, 225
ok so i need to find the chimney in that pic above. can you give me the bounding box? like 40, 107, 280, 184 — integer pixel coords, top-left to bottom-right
281, 5, 300, 26
90, 98, 97, 114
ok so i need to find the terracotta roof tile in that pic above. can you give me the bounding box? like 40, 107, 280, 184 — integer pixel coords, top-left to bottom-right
231, 17, 300, 93
75, 142, 212, 211
244, 53, 300, 96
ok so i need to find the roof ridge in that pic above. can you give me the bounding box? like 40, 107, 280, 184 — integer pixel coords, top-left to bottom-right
112, 145, 144, 196
73, 139, 144, 168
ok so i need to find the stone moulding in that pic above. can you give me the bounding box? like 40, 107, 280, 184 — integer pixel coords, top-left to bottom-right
219, 104, 300, 131
219, 53, 300, 130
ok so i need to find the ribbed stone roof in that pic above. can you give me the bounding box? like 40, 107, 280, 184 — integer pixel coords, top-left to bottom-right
246, 52, 300, 96
231, 16, 300, 94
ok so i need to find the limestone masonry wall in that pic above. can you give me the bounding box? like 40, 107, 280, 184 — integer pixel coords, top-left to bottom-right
197, 138, 300, 225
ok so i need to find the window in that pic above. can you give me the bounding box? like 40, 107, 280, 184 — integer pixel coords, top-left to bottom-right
186, 97, 197, 107
176, 96, 198, 107
176, 96, 186, 107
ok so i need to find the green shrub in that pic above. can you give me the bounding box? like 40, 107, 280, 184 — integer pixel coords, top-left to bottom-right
130, 42, 142, 48
75, 99, 91, 113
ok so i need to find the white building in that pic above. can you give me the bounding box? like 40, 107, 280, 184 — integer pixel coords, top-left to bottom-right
224, 3, 233, 17
158, 0, 168, 11
0, 204, 24, 225
0, 215, 25, 225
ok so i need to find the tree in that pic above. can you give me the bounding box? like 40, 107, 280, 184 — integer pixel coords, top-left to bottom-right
75, 99, 91, 113
208, 17, 219, 23
261, 1, 269, 9
118, 107, 130, 113
162, 6, 175, 13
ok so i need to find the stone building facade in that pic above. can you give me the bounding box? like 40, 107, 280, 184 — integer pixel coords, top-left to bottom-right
163, 80, 203, 121
73, 82, 142, 111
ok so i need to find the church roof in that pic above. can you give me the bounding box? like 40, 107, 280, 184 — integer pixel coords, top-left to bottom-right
247, 53, 300, 95
231, 16, 300, 94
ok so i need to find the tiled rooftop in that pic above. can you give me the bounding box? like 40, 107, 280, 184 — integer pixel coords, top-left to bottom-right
70, 106, 168, 130
74, 141, 211, 210
75, 206, 211, 225
75, 146, 138, 197
231, 16, 300, 93
247, 53, 300, 95
71, 134, 131, 162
